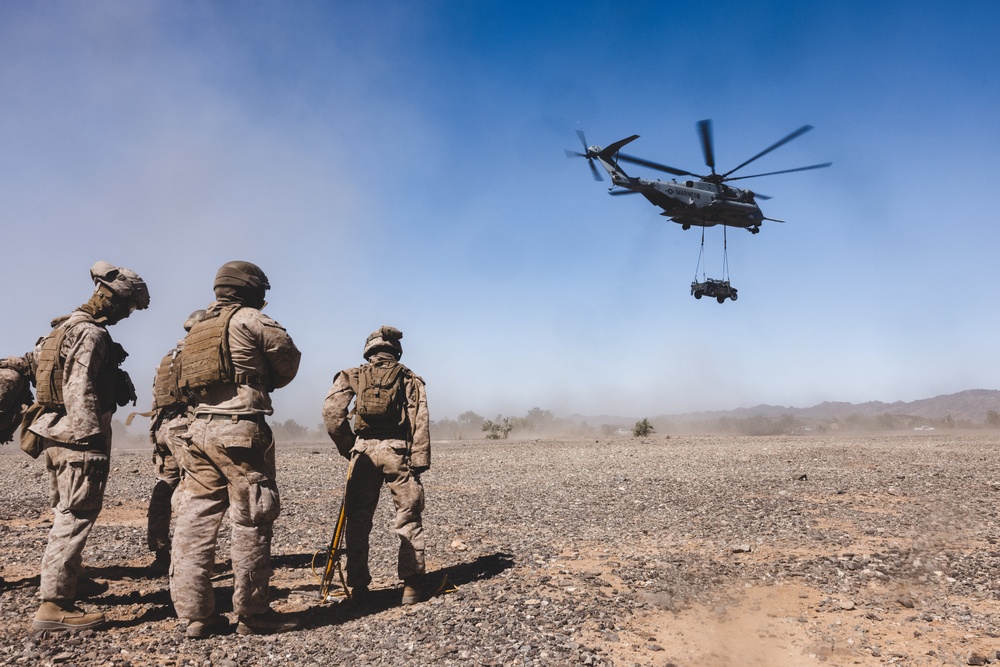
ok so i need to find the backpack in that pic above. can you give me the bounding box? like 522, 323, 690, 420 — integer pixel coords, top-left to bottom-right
354, 360, 409, 436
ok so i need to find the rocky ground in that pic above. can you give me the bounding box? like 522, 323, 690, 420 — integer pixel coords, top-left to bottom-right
1, 432, 1000, 666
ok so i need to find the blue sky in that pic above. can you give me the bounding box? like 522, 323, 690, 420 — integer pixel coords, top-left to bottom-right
2, 1, 999, 426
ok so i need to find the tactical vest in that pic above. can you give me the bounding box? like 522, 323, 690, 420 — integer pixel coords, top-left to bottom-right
152, 347, 185, 411
177, 304, 241, 393
35, 314, 116, 411
353, 359, 410, 439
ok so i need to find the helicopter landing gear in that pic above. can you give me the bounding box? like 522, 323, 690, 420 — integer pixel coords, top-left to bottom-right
749, 226, 760, 234
682, 223, 691, 230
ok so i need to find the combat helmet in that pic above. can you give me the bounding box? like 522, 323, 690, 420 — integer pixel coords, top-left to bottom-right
90, 261, 150, 312
363, 326, 403, 360
213, 261, 269, 308
183, 309, 207, 332
214, 261, 270, 292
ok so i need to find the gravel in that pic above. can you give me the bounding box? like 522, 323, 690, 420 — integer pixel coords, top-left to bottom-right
1, 433, 999, 666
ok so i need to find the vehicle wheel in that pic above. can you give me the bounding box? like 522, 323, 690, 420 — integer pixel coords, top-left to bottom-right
694, 291, 702, 299
731, 292, 738, 301
717, 296, 726, 304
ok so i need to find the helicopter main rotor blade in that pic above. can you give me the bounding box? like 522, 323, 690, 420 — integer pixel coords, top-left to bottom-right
608, 189, 641, 195
697, 119, 715, 174
722, 125, 814, 179
616, 153, 702, 178
725, 162, 832, 181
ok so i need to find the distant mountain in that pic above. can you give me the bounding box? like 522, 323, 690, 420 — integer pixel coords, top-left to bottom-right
661, 389, 1000, 424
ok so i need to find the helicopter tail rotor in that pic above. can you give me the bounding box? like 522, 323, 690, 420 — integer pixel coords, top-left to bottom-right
565, 130, 603, 181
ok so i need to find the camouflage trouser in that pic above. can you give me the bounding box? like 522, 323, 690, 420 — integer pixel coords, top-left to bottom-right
345, 438, 425, 588
39, 440, 110, 601
147, 414, 185, 552
169, 416, 280, 621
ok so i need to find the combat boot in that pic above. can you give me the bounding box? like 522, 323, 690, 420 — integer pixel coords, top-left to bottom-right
402, 576, 423, 605
185, 614, 229, 639
147, 548, 170, 577
349, 585, 369, 606
32, 600, 106, 631
236, 608, 300, 635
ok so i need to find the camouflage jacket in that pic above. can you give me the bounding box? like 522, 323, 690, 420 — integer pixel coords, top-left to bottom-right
189, 302, 300, 416
322, 352, 430, 469
28, 311, 117, 449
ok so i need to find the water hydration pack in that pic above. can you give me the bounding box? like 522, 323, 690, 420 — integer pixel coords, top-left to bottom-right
354, 360, 410, 437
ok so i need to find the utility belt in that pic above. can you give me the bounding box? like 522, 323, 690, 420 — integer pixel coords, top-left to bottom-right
194, 413, 265, 424
233, 372, 266, 386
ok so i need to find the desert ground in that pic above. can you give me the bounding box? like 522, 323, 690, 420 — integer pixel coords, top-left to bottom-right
1, 432, 999, 666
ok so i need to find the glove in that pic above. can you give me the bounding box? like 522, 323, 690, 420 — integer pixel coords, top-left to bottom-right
83, 450, 110, 481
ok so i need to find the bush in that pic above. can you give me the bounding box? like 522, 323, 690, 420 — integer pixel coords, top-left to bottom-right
482, 416, 514, 440
632, 418, 654, 438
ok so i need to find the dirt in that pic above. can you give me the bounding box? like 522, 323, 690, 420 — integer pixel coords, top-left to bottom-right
1, 433, 999, 666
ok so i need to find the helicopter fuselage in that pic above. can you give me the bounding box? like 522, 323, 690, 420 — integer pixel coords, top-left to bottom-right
619, 175, 764, 232
591, 141, 768, 233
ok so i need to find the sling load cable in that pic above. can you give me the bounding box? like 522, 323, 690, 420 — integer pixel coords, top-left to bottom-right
722, 225, 730, 282
694, 226, 707, 283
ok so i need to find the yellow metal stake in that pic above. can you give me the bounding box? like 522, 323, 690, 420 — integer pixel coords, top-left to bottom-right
311, 459, 354, 602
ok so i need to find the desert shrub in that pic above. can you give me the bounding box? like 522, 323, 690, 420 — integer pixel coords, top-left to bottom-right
632, 418, 654, 438
482, 416, 514, 440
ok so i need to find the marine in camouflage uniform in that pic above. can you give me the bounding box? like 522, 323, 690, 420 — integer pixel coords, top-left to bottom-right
322, 326, 430, 605
0, 355, 34, 445
145, 310, 206, 575
25, 261, 149, 631
169, 261, 301, 639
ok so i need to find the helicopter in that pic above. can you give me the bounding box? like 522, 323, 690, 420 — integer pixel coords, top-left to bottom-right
567, 120, 831, 233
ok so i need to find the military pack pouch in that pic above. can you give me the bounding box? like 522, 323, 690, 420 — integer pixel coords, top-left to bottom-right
115, 368, 137, 407
50, 450, 108, 512
19, 403, 46, 459
246, 472, 281, 524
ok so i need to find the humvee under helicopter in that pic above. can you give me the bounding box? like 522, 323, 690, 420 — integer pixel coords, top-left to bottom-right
691, 278, 737, 303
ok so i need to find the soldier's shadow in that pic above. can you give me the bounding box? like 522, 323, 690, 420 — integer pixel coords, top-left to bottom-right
82, 562, 236, 629
279, 551, 515, 629
0, 573, 40, 592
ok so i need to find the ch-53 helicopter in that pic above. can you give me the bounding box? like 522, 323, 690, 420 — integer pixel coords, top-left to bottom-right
567, 120, 831, 234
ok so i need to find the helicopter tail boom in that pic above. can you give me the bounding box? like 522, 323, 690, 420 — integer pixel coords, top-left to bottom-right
590, 135, 639, 185
595, 134, 639, 161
